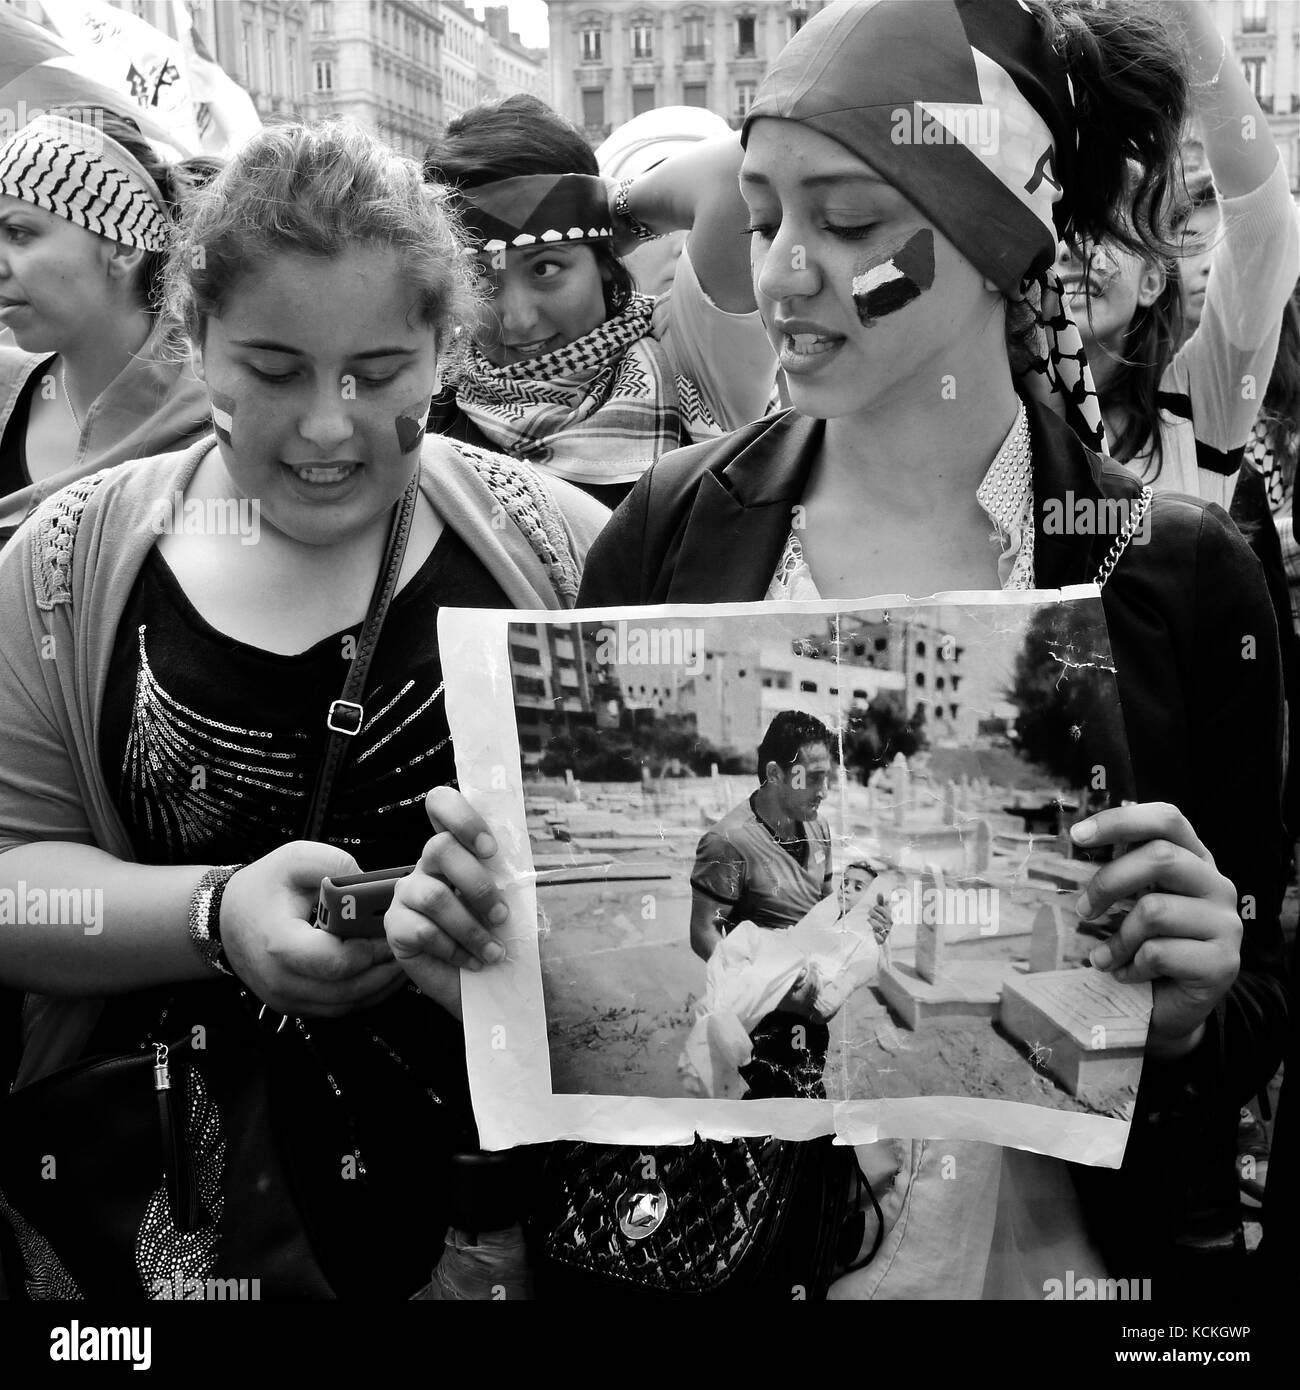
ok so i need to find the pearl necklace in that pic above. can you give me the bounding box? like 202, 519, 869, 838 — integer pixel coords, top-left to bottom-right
974, 400, 1036, 590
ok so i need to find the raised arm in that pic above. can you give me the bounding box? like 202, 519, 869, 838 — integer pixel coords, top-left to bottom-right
1172, 0, 1281, 196
609, 132, 755, 314
1166, 2, 1300, 499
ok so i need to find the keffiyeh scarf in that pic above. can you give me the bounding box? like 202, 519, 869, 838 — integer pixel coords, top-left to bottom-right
449, 294, 721, 487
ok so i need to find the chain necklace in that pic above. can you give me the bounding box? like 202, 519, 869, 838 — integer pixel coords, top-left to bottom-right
59, 364, 82, 433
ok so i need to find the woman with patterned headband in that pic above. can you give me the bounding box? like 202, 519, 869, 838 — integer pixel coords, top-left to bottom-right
423, 94, 778, 508
395, 0, 1288, 1300
0, 108, 215, 546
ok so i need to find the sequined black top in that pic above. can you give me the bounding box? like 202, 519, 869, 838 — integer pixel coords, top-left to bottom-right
101, 529, 506, 867
94, 529, 509, 1297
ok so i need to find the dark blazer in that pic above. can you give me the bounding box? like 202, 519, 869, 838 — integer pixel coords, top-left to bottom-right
580, 395, 1289, 1293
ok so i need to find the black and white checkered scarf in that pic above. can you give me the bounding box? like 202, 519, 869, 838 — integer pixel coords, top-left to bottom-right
448, 294, 721, 488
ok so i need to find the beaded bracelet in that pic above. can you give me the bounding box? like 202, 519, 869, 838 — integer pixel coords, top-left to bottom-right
187, 864, 242, 977
613, 177, 662, 243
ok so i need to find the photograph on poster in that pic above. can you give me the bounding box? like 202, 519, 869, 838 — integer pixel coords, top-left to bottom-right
441, 593, 1152, 1161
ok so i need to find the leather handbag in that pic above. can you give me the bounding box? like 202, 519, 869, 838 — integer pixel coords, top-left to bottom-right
527, 1132, 860, 1301
0, 477, 427, 1300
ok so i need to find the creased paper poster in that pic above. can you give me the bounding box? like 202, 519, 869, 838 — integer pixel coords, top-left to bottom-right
441, 589, 1151, 1168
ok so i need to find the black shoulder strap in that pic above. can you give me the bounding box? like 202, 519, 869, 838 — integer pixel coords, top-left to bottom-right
301, 471, 420, 840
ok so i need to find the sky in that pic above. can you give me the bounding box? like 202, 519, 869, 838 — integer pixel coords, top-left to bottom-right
473, 0, 550, 48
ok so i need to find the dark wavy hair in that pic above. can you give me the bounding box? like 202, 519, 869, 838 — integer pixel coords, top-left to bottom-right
756, 711, 834, 785
1006, 1, 1190, 423
423, 94, 635, 318
1097, 262, 1186, 472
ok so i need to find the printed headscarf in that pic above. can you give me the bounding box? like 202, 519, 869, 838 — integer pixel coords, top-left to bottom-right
0, 113, 170, 252
455, 173, 613, 256
743, 0, 1108, 456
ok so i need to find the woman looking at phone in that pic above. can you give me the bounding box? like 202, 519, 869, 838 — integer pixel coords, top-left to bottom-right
0, 120, 606, 1298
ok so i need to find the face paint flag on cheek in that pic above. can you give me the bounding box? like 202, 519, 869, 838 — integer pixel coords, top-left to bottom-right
852, 229, 935, 326
209, 390, 237, 448
742, 0, 1109, 455
395, 402, 429, 455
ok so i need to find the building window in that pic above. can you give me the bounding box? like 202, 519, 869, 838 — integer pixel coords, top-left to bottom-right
582, 87, 606, 129
916, 672, 925, 687
311, 1, 328, 32
264, 31, 277, 90
683, 82, 707, 107
580, 26, 603, 62
735, 80, 757, 118
735, 14, 756, 57
287, 36, 299, 97
1241, 0, 1268, 33
631, 21, 653, 60
241, 22, 252, 79
314, 59, 333, 92
683, 15, 706, 59
632, 84, 656, 116
800, 680, 818, 693
1241, 55, 1267, 101
916, 640, 926, 657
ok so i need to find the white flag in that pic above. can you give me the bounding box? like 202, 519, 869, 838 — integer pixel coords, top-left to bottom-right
41, 0, 200, 151
171, 0, 261, 156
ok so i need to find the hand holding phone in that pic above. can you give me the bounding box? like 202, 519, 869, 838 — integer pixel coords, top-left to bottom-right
315, 864, 416, 938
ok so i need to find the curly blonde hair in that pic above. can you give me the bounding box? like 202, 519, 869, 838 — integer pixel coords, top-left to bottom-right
162, 119, 481, 356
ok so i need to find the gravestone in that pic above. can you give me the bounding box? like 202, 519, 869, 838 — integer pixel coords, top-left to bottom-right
1029, 903, 1072, 972
943, 781, 957, 826
1000, 968, 1150, 1099
965, 818, 992, 874
891, 753, 910, 828
913, 866, 945, 983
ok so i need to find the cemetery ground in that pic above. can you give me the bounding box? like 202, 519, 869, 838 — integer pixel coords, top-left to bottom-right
539, 864, 1135, 1114
532, 772, 1141, 1116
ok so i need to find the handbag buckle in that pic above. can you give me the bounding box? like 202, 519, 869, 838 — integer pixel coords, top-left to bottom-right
326, 699, 364, 736
617, 1183, 668, 1241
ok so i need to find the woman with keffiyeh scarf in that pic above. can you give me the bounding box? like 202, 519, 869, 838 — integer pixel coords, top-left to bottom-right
423, 94, 778, 508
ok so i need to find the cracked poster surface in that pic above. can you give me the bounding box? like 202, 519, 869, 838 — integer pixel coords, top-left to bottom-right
440, 587, 1150, 1166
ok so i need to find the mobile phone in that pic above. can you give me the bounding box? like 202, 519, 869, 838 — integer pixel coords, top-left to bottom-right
315, 864, 416, 938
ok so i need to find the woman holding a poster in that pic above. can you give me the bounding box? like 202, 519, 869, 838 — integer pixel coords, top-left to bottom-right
403, 0, 1287, 1302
